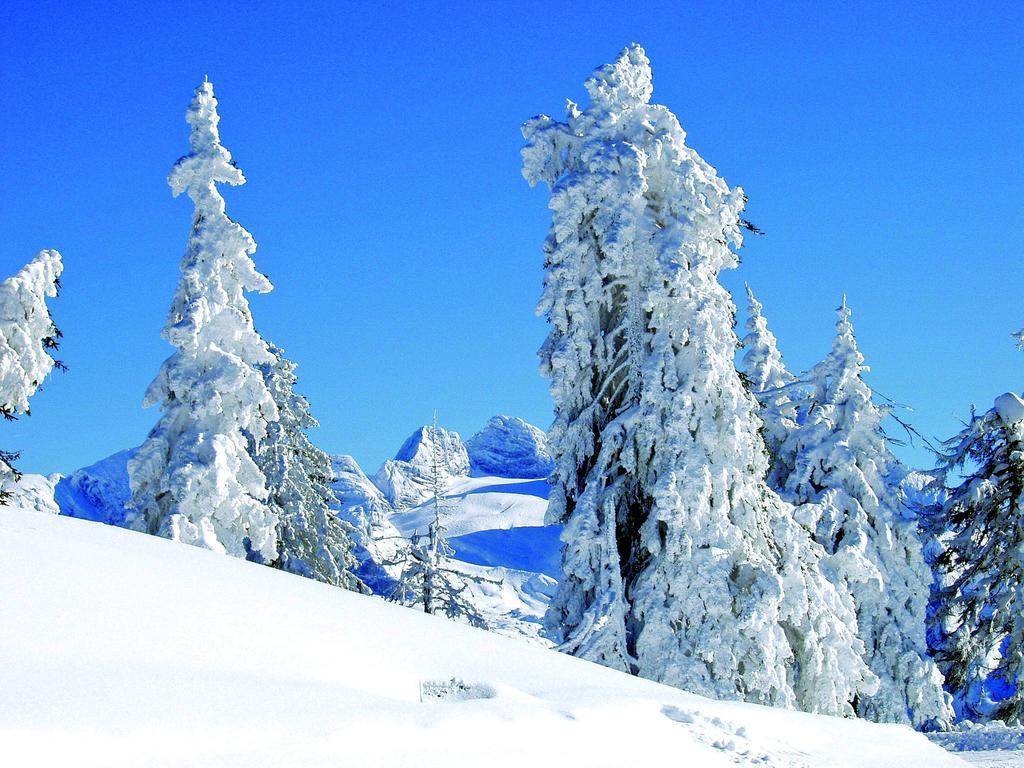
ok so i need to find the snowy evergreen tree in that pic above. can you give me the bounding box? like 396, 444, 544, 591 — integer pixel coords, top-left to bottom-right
389, 418, 490, 628
522, 44, 872, 712
127, 81, 280, 560
255, 345, 359, 589
928, 392, 1024, 723
0, 250, 63, 501
741, 284, 796, 488
776, 297, 950, 729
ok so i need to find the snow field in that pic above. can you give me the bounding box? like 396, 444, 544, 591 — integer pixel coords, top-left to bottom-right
1, 507, 965, 767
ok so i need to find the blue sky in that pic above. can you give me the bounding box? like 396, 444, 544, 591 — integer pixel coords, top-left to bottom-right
2, 0, 1021, 476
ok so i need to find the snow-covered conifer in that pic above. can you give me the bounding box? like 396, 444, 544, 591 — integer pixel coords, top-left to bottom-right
741, 284, 796, 487
256, 345, 359, 589
127, 81, 279, 560
523, 45, 871, 711
928, 392, 1024, 723
0, 250, 63, 499
777, 297, 950, 729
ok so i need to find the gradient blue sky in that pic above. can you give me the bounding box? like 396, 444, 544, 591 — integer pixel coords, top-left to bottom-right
2, 1, 1021, 476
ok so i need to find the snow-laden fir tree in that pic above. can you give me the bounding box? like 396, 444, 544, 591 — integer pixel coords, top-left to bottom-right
928, 391, 1024, 723
127, 81, 280, 560
775, 297, 950, 729
255, 345, 359, 589
390, 418, 489, 627
522, 44, 872, 712
0, 250, 63, 500
741, 284, 796, 488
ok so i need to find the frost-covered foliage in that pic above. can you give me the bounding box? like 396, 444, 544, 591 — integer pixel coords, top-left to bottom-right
127, 81, 279, 560
776, 297, 950, 729
389, 421, 491, 627
522, 44, 871, 712
374, 425, 470, 507
466, 415, 554, 478
255, 346, 358, 589
0, 250, 63, 499
741, 284, 796, 486
928, 393, 1024, 724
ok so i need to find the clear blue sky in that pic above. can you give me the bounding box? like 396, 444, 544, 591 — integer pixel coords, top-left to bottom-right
2, 0, 1021, 476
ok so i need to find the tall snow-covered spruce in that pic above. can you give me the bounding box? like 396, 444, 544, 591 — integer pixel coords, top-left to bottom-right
256, 345, 359, 589
127, 81, 280, 559
929, 391, 1024, 723
522, 45, 872, 713
775, 297, 950, 729
0, 250, 63, 499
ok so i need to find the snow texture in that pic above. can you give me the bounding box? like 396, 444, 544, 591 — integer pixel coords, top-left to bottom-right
523, 44, 871, 713
995, 393, 1024, 426
465, 415, 554, 478
127, 80, 280, 561
0, 505, 967, 768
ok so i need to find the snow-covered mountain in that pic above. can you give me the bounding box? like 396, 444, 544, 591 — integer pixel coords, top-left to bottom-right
373, 425, 471, 508
330, 453, 405, 594
466, 414, 554, 478
375, 418, 557, 639
0, 504, 967, 768
53, 449, 132, 525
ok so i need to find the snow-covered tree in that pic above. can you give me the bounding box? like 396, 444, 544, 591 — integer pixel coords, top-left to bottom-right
389, 418, 490, 627
0, 250, 63, 500
522, 44, 872, 712
127, 81, 280, 560
255, 345, 359, 589
741, 284, 796, 487
776, 297, 950, 729
928, 392, 1024, 723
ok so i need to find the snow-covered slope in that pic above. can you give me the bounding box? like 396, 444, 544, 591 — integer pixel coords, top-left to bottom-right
390, 475, 549, 539
0, 506, 966, 768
